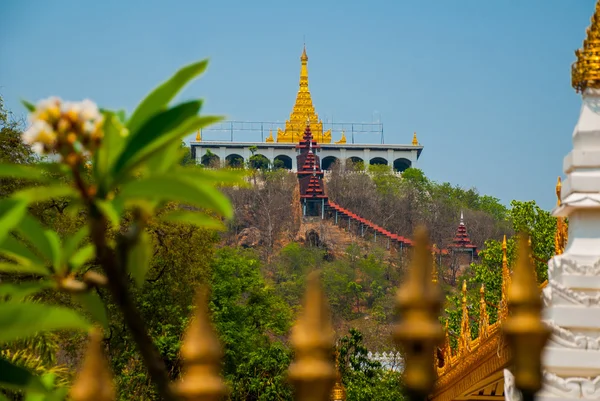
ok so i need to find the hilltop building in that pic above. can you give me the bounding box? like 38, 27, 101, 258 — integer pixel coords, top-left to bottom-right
190, 46, 423, 172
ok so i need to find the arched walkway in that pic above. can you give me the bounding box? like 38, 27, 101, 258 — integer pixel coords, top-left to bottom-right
347, 157, 364, 171
321, 156, 339, 171
274, 155, 293, 170
201, 151, 220, 167
249, 154, 270, 170
393, 158, 412, 172
226, 154, 244, 168
369, 157, 388, 166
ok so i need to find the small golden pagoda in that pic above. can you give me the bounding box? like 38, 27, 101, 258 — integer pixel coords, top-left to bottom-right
572, 1, 600, 93
276, 45, 332, 143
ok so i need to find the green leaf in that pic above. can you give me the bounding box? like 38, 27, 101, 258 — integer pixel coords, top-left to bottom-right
112, 100, 203, 178
0, 234, 46, 267
94, 199, 121, 227
0, 302, 91, 344
127, 59, 209, 135
73, 291, 109, 332
127, 231, 152, 288
117, 175, 233, 219
69, 244, 95, 273
0, 198, 28, 244
22, 99, 36, 112
17, 214, 62, 269
62, 226, 90, 263
0, 263, 50, 276
0, 281, 55, 301
0, 164, 48, 182
24, 373, 59, 401
93, 111, 127, 190
0, 357, 49, 394
12, 185, 78, 205
161, 211, 225, 230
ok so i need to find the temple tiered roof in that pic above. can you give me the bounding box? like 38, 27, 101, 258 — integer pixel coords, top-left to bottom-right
449, 212, 477, 253
296, 122, 327, 200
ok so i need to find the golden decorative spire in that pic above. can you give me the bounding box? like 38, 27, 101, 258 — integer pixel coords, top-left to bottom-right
572, 1, 600, 93
393, 226, 443, 399
412, 132, 419, 146
196, 130, 202, 142
334, 130, 347, 144
555, 177, 568, 255
499, 235, 511, 320
478, 284, 489, 339
276, 45, 332, 144
443, 320, 453, 364
176, 287, 228, 401
70, 329, 115, 401
502, 234, 550, 396
266, 129, 274, 143
288, 272, 336, 401
458, 280, 471, 353
330, 349, 347, 401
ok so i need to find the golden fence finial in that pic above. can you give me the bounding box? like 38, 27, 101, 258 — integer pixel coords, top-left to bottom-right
70, 328, 115, 401
176, 287, 228, 401
458, 280, 471, 353
330, 349, 347, 401
478, 284, 490, 339
499, 235, 511, 320
393, 226, 443, 400
288, 271, 336, 401
443, 320, 452, 363
502, 234, 550, 397
555, 177, 568, 256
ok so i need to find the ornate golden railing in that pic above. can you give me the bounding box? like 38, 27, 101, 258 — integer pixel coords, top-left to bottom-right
67, 225, 549, 401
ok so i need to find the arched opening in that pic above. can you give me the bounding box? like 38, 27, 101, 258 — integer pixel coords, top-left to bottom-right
248, 154, 270, 170
369, 157, 388, 166
346, 157, 364, 171
226, 154, 244, 168
273, 155, 293, 170
201, 150, 220, 167
321, 156, 338, 171
393, 158, 412, 172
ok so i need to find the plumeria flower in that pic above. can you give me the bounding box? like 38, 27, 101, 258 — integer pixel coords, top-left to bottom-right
23, 97, 104, 162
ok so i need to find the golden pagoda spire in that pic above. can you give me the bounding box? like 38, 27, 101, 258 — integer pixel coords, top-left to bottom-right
458, 280, 471, 354
555, 177, 568, 255
499, 235, 511, 320
276, 45, 332, 144
334, 130, 347, 144
266, 129, 274, 143
572, 1, 600, 93
412, 132, 419, 146
478, 284, 489, 339
195, 130, 201, 142
330, 349, 347, 401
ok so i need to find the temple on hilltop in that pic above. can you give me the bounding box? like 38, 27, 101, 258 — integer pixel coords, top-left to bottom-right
190, 45, 423, 172
296, 121, 328, 217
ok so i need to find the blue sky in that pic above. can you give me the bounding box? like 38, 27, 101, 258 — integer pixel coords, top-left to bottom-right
0, 0, 595, 211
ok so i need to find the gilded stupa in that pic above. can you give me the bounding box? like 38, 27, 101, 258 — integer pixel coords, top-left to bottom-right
276, 45, 333, 143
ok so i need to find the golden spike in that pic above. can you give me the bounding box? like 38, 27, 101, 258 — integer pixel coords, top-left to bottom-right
555, 177, 568, 255
478, 284, 489, 339
443, 320, 452, 364
393, 226, 443, 399
196, 130, 201, 142
431, 244, 438, 284
176, 287, 228, 401
502, 234, 550, 397
572, 1, 600, 93
70, 329, 115, 401
458, 280, 471, 353
266, 129, 275, 143
288, 272, 336, 401
499, 235, 511, 320
412, 132, 419, 146
330, 349, 347, 401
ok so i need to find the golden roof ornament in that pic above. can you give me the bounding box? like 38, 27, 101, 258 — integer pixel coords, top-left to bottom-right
393, 226, 443, 400
555, 177, 568, 255
330, 349, 346, 401
412, 132, 419, 146
334, 130, 347, 144
572, 1, 600, 93
195, 130, 201, 142
266, 129, 274, 143
70, 329, 115, 401
502, 234, 550, 397
176, 287, 228, 401
458, 280, 471, 354
288, 272, 336, 401
499, 235, 511, 320
478, 284, 490, 339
